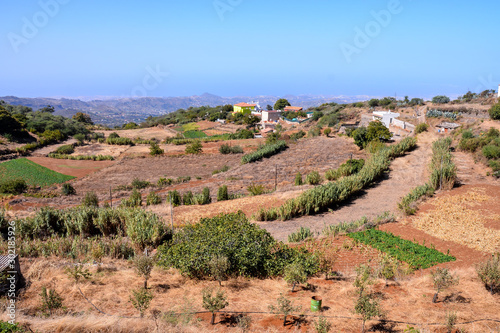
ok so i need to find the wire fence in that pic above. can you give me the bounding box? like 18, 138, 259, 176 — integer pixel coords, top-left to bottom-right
77, 287, 500, 329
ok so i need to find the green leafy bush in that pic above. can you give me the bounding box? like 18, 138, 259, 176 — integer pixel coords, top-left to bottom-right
167, 190, 182, 207
247, 183, 266, 196
108, 132, 120, 139
241, 141, 288, 164
61, 183, 76, 196
294, 172, 303, 186
415, 123, 429, 134
121, 190, 142, 207
217, 185, 229, 202
149, 142, 164, 156
106, 137, 134, 145
55, 144, 75, 155
158, 212, 317, 279
82, 192, 99, 207
185, 141, 203, 154
131, 178, 151, 189
489, 102, 500, 120
219, 144, 243, 154
476, 253, 500, 294
146, 191, 162, 206
325, 159, 365, 181
0, 179, 27, 194
482, 145, 500, 159
125, 208, 170, 250
306, 171, 322, 185
182, 191, 194, 205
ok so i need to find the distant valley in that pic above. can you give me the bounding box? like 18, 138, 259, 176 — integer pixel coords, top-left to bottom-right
0, 93, 368, 126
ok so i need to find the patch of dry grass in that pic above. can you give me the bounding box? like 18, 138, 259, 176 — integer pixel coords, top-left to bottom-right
413, 188, 500, 253
15, 258, 500, 333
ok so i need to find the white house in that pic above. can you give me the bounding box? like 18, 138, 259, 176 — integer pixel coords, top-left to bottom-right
372, 111, 400, 128
262, 110, 282, 122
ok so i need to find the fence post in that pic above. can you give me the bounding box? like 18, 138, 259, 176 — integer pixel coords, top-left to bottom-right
109, 186, 112, 208
170, 196, 174, 229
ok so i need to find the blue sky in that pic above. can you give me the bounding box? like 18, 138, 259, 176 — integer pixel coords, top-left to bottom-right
1, 0, 499, 99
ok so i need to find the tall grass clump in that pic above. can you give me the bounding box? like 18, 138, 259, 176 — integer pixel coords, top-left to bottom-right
429, 138, 456, 190
288, 227, 314, 243
254, 137, 416, 221
241, 141, 287, 164
325, 159, 365, 181
398, 184, 435, 215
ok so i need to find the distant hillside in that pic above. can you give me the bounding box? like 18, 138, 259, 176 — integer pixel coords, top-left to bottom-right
0, 94, 368, 126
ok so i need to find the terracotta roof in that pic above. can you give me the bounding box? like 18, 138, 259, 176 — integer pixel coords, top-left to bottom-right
284, 106, 303, 111
234, 103, 256, 107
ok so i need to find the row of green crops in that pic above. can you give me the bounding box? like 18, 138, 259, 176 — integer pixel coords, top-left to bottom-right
106, 137, 134, 145
48, 153, 115, 161
241, 140, 288, 164
165, 134, 231, 145
0, 158, 75, 187
254, 137, 417, 221
348, 229, 456, 269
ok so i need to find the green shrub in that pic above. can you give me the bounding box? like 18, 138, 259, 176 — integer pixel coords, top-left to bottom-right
459, 137, 480, 152
415, 123, 429, 134
82, 192, 99, 207
489, 160, 500, 172
185, 141, 203, 154
74, 133, 85, 143
290, 130, 306, 141
106, 137, 134, 145
398, 184, 434, 215
158, 212, 317, 279
306, 171, 322, 185
247, 183, 266, 196
476, 253, 500, 295
0, 179, 27, 194
308, 126, 321, 138
325, 159, 365, 181
61, 183, 76, 196
146, 191, 162, 206
323, 128, 332, 137
130, 287, 154, 318
149, 142, 164, 156
461, 130, 474, 139
489, 102, 500, 120
167, 190, 182, 207
183, 191, 194, 205
294, 172, 303, 186
482, 145, 500, 160
39, 286, 63, 316
124, 208, 170, 250
219, 144, 243, 154
288, 227, 313, 243
56, 144, 75, 155
283, 262, 307, 292
212, 165, 230, 175
131, 178, 151, 189
121, 189, 142, 207
217, 185, 229, 202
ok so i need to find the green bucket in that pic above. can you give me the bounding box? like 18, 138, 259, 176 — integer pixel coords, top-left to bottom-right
311, 296, 322, 312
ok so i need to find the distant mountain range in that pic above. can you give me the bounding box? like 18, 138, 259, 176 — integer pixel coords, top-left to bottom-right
0, 93, 370, 126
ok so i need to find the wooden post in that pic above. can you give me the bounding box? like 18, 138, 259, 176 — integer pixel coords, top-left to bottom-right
109, 187, 112, 208
170, 196, 174, 229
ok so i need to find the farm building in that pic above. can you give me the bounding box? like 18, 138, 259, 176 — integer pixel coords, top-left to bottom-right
233, 103, 256, 115
373, 111, 400, 128
262, 110, 282, 122
436, 122, 460, 133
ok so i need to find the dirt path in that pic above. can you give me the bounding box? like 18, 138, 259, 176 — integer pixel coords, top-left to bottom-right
257, 133, 436, 242
453, 151, 500, 185
31, 138, 77, 157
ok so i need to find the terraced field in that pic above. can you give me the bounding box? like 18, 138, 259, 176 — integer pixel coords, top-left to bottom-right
0, 158, 75, 187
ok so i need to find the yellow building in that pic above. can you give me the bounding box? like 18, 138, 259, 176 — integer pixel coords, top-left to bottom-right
233, 103, 256, 115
